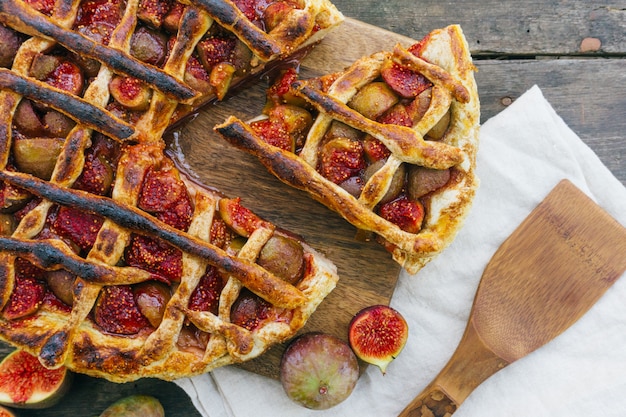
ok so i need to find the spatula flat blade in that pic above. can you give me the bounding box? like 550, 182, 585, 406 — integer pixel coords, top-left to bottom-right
472, 179, 626, 363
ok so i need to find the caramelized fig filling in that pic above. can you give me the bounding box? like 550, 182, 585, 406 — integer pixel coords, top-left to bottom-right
249, 40, 455, 239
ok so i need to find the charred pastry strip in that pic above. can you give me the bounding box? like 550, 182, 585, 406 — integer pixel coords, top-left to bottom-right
0, 69, 134, 141
392, 44, 470, 103
0, 237, 152, 285
0, 0, 196, 102
292, 81, 464, 169
0, 170, 306, 309
189, 0, 280, 60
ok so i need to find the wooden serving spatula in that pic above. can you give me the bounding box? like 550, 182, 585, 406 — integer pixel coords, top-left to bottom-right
399, 179, 626, 417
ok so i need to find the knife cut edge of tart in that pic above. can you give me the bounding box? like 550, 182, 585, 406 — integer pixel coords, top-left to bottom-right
215, 24, 480, 274
0, 0, 343, 382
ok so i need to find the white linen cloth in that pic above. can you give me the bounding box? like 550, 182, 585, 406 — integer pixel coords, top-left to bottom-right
175, 85, 626, 417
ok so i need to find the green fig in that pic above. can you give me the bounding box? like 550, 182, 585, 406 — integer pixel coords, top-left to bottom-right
98, 394, 164, 417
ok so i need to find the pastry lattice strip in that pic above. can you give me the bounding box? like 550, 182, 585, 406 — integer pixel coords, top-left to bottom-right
216, 25, 480, 274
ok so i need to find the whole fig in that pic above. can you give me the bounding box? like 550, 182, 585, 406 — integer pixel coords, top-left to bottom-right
280, 332, 359, 410
98, 394, 164, 417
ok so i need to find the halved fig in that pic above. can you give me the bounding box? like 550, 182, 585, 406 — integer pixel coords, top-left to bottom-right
380, 58, 432, 99
138, 0, 172, 28
407, 166, 451, 199
318, 137, 366, 185
325, 120, 363, 142
0, 180, 31, 214
45, 269, 76, 306
257, 235, 305, 285
163, 2, 185, 33
264, 0, 298, 32
13, 100, 45, 136
176, 324, 209, 356
98, 394, 164, 417
2, 275, 45, 320
188, 267, 224, 315
378, 196, 424, 234
109, 76, 152, 111
218, 198, 269, 237
209, 62, 236, 100
280, 332, 359, 409
130, 26, 168, 66
0, 24, 21, 68
94, 285, 149, 335
269, 105, 313, 140
45, 61, 84, 96
28, 54, 62, 81
0, 405, 16, 417
12, 137, 64, 180
0, 349, 72, 409
347, 81, 399, 120
230, 289, 271, 331
348, 305, 408, 374
42, 110, 76, 137
0, 214, 15, 236
134, 281, 171, 327
184, 55, 211, 93
196, 36, 236, 71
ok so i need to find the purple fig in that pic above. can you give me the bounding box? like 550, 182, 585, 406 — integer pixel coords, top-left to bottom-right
280, 332, 359, 409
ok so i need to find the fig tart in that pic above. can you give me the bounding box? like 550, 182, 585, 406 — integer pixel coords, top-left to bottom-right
216, 25, 480, 274
0, 0, 342, 382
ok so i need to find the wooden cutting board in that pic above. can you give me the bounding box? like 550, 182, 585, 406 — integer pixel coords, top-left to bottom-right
168, 19, 417, 379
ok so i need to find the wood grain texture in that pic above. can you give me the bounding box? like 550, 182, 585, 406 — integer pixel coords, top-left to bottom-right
399, 180, 626, 416
333, 1, 626, 186
1, 1, 624, 413
332, 0, 626, 55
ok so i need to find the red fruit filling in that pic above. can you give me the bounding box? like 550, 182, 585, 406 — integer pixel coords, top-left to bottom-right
125, 234, 183, 284
51, 206, 104, 252
378, 197, 424, 234
94, 285, 149, 335
188, 267, 225, 315
0, 350, 65, 404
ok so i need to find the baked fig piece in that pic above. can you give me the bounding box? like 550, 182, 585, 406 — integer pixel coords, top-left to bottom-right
216, 25, 480, 274
0, 0, 343, 383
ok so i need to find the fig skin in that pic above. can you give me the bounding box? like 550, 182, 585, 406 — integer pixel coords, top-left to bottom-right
348, 81, 399, 120
348, 304, 408, 374
12, 137, 64, 180
0, 405, 16, 417
257, 235, 305, 285
280, 332, 359, 410
0, 350, 72, 409
98, 394, 164, 417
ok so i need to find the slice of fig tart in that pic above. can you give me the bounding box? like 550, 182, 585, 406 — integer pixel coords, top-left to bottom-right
216, 25, 480, 274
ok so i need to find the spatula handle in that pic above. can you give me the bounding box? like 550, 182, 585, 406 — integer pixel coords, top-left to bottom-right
399, 320, 509, 416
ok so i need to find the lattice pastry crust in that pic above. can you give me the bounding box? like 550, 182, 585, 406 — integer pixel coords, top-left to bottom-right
216, 25, 480, 274
0, 0, 341, 382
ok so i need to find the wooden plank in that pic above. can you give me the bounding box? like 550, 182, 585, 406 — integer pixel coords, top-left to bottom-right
332, 0, 626, 55
474, 58, 626, 184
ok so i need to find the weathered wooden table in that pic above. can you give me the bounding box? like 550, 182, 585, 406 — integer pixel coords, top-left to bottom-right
2, 1, 624, 416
